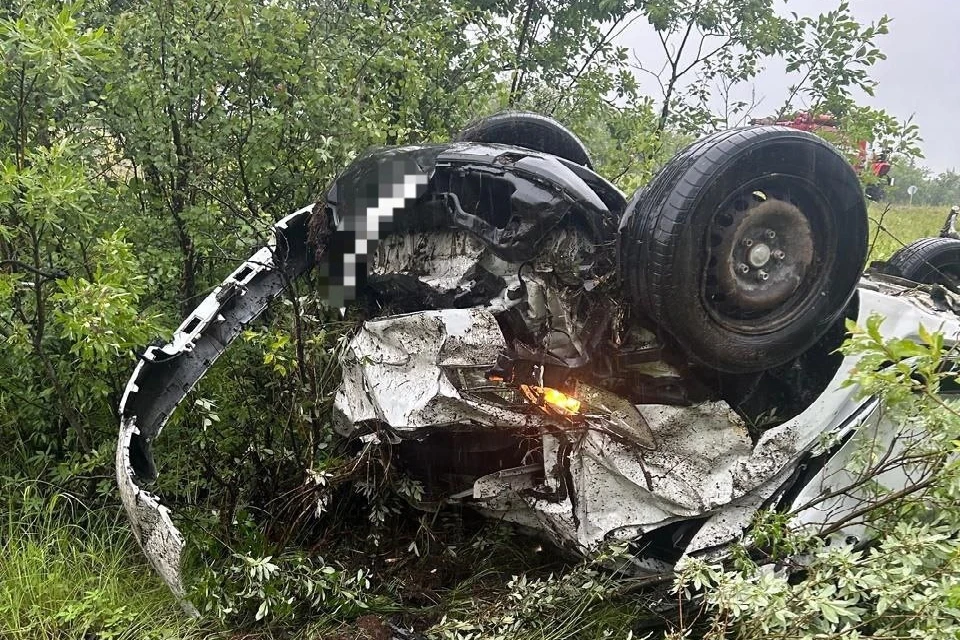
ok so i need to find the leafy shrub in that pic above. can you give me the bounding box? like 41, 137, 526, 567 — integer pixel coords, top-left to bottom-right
669, 315, 960, 639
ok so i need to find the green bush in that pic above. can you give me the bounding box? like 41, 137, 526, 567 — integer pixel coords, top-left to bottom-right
669, 315, 960, 639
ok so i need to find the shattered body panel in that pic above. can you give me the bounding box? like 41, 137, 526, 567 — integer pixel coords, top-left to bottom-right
118, 135, 960, 613
334, 282, 960, 561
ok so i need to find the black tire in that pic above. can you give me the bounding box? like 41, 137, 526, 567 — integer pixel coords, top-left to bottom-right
885, 237, 960, 287
865, 183, 885, 201
455, 111, 593, 168
619, 126, 868, 374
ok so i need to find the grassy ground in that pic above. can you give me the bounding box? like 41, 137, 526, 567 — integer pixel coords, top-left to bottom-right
1, 482, 210, 640
1, 484, 654, 639
867, 203, 948, 262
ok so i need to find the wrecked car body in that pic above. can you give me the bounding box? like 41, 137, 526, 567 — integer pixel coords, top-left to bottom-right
118, 112, 960, 607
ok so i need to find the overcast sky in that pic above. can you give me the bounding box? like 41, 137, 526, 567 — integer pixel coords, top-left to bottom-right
616, 0, 960, 173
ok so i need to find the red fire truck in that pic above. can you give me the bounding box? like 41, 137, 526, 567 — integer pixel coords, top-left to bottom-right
750, 111, 892, 200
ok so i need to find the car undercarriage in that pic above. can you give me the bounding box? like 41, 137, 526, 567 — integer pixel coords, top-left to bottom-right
117, 112, 960, 609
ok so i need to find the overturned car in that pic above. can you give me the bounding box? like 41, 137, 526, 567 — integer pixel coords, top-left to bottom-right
117, 112, 960, 605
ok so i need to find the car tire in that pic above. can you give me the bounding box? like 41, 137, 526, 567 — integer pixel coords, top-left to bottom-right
865, 183, 885, 201
619, 126, 868, 374
455, 111, 593, 168
884, 237, 960, 287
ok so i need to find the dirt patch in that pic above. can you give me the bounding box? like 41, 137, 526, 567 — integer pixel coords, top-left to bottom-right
325, 615, 393, 640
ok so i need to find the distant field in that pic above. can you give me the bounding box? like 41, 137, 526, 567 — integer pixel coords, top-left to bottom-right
866, 203, 949, 262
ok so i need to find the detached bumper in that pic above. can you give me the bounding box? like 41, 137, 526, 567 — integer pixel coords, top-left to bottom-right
117, 206, 314, 610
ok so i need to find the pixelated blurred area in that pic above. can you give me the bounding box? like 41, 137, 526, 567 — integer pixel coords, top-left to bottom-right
310, 151, 432, 307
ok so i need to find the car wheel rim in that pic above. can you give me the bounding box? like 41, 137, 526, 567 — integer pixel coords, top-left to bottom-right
703, 178, 830, 334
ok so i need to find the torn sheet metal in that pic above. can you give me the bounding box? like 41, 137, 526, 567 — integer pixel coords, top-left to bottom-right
331, 281, 960, 566
333, 307, 552, 435
366, 225, 611, 364
331, 312, 770, 553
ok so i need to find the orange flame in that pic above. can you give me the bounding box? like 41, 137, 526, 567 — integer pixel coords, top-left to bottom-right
519, 384, 581, 415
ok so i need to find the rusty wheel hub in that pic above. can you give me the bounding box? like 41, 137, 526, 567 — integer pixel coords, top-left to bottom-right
707, 195, 815, 323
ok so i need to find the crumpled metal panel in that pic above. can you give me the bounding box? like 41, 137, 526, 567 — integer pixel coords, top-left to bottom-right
372, 230, 492, 294
331, 306, 812, 553
496, 403, 754, 552
331, 306, 759, 553
367, 226, 606, 360
371, 285, 960, 562
333, 307, 552, 435
668, 287, 960, 559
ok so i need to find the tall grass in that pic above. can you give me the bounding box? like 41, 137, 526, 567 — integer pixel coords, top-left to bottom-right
867, 203, 949, 262
0, 479, 207, 640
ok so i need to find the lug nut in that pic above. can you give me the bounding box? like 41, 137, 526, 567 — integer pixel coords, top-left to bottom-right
742, 238, 754, 247
773, 249, 785, 260
758, 270, 769, 281
765, 229, 776, 239
737, 263, 750, 274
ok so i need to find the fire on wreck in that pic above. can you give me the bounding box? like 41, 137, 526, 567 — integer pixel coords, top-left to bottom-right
116, 112, 960, 606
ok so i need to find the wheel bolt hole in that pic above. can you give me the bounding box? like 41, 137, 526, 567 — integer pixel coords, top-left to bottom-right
716, 212, 734, 227
742, 238, 753, 247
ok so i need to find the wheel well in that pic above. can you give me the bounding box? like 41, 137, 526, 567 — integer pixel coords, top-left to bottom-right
707, 291, 859, 440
